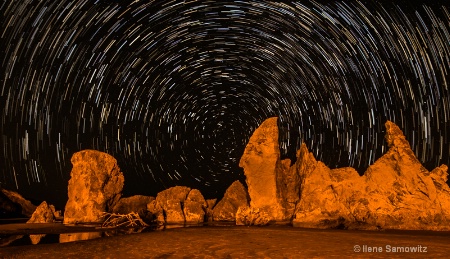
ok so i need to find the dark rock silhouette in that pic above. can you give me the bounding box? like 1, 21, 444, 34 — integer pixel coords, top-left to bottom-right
212, 180, 249, 221
205, 199, 217, 222
63, 150, 124, 224
0, 190, 22, 217
1, 189, 36, 217
112, 195, 154, 215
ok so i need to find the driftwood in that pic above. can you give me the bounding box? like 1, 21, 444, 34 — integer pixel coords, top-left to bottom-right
101, 212, 149, 228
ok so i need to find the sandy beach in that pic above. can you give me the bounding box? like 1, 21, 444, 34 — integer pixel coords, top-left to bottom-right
1, 225, 450, 258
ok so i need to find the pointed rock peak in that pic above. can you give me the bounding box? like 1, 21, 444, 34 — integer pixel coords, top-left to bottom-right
296, 142, 317, 164
385, 120, 410, 149
239, 117, 279, 167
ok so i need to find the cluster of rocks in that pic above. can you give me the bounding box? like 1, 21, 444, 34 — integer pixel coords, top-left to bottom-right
238, 117, 450, 230
61, 149, 251, 225
3, 117, 450, 231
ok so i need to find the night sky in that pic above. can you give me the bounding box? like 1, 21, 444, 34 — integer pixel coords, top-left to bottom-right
1, 0, 449, 209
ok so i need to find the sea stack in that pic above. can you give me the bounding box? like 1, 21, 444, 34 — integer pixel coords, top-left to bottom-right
63, 150, 124, 224
239, 117, 294, 221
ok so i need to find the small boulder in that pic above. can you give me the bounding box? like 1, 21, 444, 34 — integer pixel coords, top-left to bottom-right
183, 189, 207, 224
147, 200, 164, 225
27, 201, 56, 223
212, 181, 249, 221
236, 206, 270, 226
147, 187, 207, 225
111, 195, 154, 217
27, 201, 57, 245
63, 150, 124, 224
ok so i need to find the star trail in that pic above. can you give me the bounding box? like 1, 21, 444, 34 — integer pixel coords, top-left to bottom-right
1, 0, 449, 208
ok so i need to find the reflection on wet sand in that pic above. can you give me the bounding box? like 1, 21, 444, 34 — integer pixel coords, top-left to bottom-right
29, 234, 46, 244
60, 232, 102, 243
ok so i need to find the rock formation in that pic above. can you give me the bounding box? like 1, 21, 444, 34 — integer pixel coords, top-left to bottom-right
111, 195, 154, 219
236, 206, 271, 226
292, 121, 450, 230
239, 117, 300, 221
27, 201, 56, 223
239, 117, 284, 220
1, 189, 37, 217
293, 143, 362, 228
212, 180, 249, 221
239, 118, 450, 230
63, 150, 124, 224
26, 201, 58, 244
183, 189, 207, 224
147, 186, 207, 224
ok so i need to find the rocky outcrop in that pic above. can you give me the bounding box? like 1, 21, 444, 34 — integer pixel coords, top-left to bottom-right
147, 186, 206, 224
27, 201, 57, 244
292, 121, 450, 230
236, 206, 271, 226
1, 189, 36, 217
239, 117, 297, 221
27, 201, 56, 223
183, 189, 207, 224
63, 150, 124, 224
111, 195, 154, 219
212, 181, 249, 221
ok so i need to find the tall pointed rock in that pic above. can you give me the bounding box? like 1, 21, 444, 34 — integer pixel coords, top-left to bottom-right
239, 117, 288, 221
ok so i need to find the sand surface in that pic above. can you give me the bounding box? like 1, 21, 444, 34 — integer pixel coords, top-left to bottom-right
1, 225, 450, 258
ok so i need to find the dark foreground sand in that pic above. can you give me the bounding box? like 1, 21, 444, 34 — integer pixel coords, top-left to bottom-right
1, 225, 450, 258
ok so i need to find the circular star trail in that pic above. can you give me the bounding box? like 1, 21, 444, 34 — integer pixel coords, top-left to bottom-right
1, 0, 449, 207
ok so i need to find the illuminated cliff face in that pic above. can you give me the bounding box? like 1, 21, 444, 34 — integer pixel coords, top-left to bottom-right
239, 118, 450, 230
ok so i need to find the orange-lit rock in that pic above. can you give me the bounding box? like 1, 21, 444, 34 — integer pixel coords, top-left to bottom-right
212, 180, 249, 221
27, 201, 57, 245
293, 121, 450, 230
205, 199, 217, 222
60, 232, 102, 243
148, 186, 190, 224
63, 150, 124, 224
147, 186, 206, 224
183, 189, 207, 224
27, 201, 56, 223
236, 205, 271, 226
239, 117, 292, 221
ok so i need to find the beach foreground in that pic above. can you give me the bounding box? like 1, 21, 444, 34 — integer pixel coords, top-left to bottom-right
1, 226, 449, 258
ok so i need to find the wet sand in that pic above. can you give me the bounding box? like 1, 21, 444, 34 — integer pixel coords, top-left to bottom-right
1, 225, 449, 258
